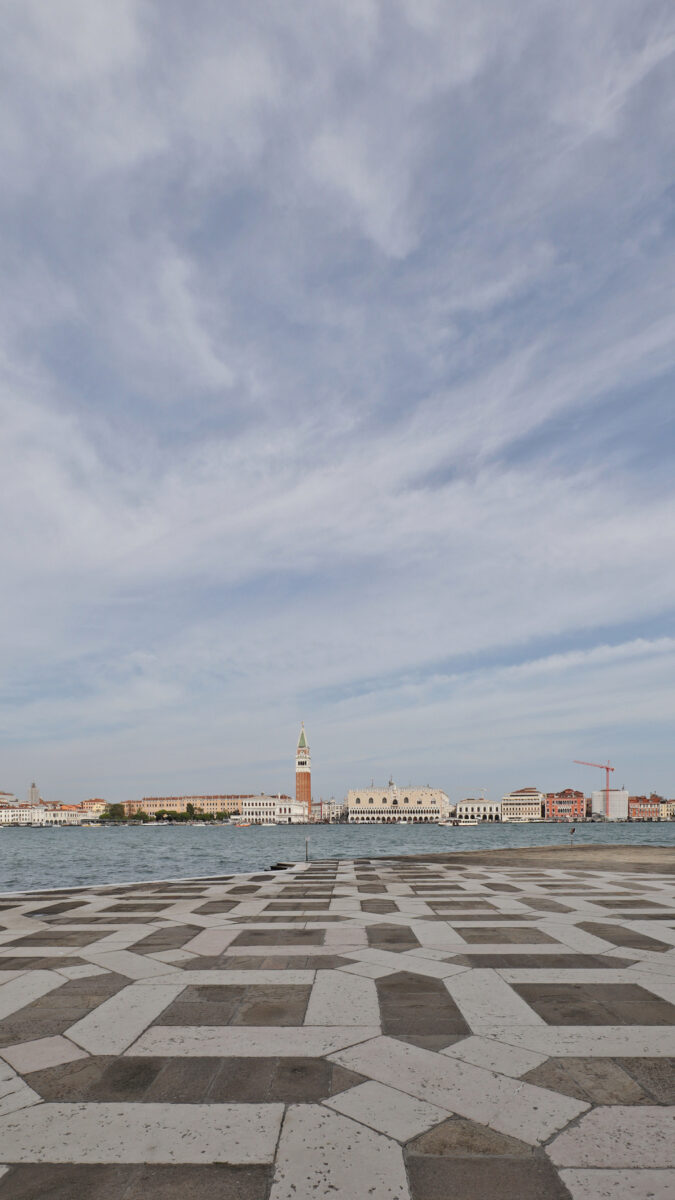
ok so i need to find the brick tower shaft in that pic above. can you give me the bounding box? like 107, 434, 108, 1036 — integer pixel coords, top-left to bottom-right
296, 724, 311, 816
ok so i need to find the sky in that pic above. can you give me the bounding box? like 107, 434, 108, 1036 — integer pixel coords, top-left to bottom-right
1, 0, 675, 805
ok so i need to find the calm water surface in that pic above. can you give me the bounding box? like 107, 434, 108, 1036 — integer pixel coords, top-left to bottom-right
1, 822, 674, 892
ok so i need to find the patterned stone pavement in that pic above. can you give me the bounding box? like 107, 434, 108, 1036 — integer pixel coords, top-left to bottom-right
0, 847, 673, 1199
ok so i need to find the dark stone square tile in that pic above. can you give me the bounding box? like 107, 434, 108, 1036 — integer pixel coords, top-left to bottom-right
232, 984, 311, 1026
131, 925, 196, 953
0, 1165, 134, 1199
620, 1057, 675, 1103
376, 971, 470, 1038
123, 1165, 271, 1200
143, 1057, 222, 1102
192, 900, 238, 914
450, 953, 637, 969
206, 1057, 277, 1101
454, 927, 557, 944
229, 928, 325, 946
366, 924, 420, 950
578, 922, 671, 951
522, 1056, 650, 1104
7, 930, 97, 947
360, 900, 398, 913
406, 1155, 570, 1200
0, 974, 128, 1048
513, 982, 675, 1025
159, 982, 311, 1026
408, 1116, 532, 1157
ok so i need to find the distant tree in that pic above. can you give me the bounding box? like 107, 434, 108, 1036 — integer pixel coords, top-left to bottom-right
130, 809, 149, 822
186, 802, 195, 819
103, 803, 126, 821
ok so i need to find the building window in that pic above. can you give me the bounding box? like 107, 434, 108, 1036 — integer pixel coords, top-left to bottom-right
404, 797, 409, 803
368, 798, 374, 804
355, 798, 361, 804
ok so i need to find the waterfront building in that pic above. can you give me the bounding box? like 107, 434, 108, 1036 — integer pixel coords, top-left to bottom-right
661, 798, 675, 819
346, 782, 450, 822
628, 794, 662, 821
296, 724, 311, 815
545, 789, 586, 821
241, 795, 308, 824
591, 789, 629, 820
82, 798, 106, 816
0, 803, 87, 825
455, 800, 501, 823
314, 799, 344, 822
125, 795, 253, 818
501, 788, 545, 822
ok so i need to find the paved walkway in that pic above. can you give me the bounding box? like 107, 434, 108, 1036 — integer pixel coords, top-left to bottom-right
0, 847, 673, 1198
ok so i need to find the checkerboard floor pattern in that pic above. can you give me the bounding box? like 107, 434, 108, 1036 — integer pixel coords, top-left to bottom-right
0, 847, 673, 1199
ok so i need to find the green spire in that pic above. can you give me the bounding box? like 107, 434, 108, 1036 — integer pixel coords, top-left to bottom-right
298, 724, 307, 749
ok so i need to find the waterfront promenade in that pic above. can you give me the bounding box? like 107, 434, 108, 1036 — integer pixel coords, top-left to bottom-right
0, 845, 672, 1198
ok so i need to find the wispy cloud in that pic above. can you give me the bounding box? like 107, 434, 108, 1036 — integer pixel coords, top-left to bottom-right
1, 0, 674, 801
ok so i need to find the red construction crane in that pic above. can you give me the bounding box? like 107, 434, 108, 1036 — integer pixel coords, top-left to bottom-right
573, 759, 614, 819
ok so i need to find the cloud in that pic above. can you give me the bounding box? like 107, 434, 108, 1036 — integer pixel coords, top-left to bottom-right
1, 1, 674, 801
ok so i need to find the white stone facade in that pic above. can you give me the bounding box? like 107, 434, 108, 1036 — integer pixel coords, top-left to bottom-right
0, 804, 87, 825
346, 783, 449, 823
500, 789, 545, 822
240, 796, 308, 824
455, 801, 501, 823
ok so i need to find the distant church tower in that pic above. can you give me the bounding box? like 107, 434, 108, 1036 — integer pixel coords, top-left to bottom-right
296, 724, 311, 814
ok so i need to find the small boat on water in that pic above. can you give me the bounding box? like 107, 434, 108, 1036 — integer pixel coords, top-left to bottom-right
234, 821, 251, 827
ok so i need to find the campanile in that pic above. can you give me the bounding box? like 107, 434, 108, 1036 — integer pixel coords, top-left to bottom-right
296, 723, 311, 815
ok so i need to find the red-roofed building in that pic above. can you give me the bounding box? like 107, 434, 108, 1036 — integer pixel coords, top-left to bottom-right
545, 789, 586, 821
628, 794, 662, 821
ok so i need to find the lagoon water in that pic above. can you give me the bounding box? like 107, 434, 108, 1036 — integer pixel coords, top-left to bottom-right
1, 820, 674, 892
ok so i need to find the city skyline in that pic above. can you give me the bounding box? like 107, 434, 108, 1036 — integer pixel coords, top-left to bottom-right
2, 3, 675, 803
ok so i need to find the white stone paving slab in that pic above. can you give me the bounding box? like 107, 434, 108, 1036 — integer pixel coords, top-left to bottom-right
348, 948, 467, 979
180, 928, 244, 955
270, 1103, 410, 1200
55, 964, 110, 980
83, 950, 177, 979
0, 1035, 88, 1074
441, 1034, 548, 1077
338, 961, 398, 979
324, 1081, 449, 1141
560, 1169, 675, 1200
549, 1108, 675, 1169
66, 980, 184, 1054
0, 969, 64, 1019
133, 969, 315, 987
0, 1062, 41, 1116
305, 969, 380, 1026
480, 1024, 675, 1057
443, 968, 547, 1028
0, 1102, 284, 1163
128, 1025, 382, 1057
329, 1034, 587, 1144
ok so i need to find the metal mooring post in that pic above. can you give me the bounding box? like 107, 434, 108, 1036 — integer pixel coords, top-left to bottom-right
305, 837, 310, 862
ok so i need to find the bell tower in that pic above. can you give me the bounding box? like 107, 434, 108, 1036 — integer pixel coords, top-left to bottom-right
296, 724, 311, 815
